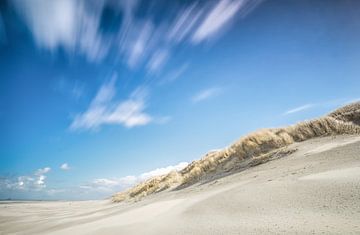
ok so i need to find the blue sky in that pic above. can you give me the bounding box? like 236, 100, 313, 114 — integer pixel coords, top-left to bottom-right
1, 0, 360, 200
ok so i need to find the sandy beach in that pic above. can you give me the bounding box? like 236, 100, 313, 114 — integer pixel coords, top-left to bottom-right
2, 0, 360, 234
1, 135, 360, 234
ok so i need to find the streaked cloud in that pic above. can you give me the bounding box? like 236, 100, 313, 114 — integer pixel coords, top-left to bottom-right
192, 87, 222, 103
124, 21, 154, 69
154, 116, 172, 125
192, 0, 244, 44
343, 97, 360, 105
283, 104, 314, 115
167, 3, 202, 43
70, 76, 152, 131
60, 163, 70, 171
12, 0, 77, 49
35, 167, 51, 176
53, 78, 86, 101
283, 97, 360, 116
11, 0, 107, 62
10, 0, 263, 72
159, 64, 189, 85
147, 49, 169, 74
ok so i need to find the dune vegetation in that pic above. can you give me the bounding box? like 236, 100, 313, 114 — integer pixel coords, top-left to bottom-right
112, 102, 360, 202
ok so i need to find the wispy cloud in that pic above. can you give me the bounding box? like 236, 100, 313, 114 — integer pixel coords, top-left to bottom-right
192, 87, 222, 103
10, 0, 263, 73
70, 76, 152, 131
153, 116, 172, 125
11, 0, 108, 62
146, 49, 169, 74
53, 78, 86, 101
344, 97, 360, 104
192, 0, 245, 44
283, 98, 360, 116
159, 64, 189, 85
124, 21, 154, 69
167, 3, 203, 43
60, 163, 70, 171
35, 167, 51, 176
283, 104, 314, 115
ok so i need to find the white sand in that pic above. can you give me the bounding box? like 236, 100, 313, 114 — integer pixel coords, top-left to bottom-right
300, 166, 360, 180
1, 135, 360, 234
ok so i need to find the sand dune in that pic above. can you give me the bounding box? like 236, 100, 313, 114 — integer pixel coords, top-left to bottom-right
113, 102, 360, 202
1, 134, 360, 234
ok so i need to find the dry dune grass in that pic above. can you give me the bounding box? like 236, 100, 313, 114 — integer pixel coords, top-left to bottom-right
112, 102, 360, 202
328, 101, 360, 125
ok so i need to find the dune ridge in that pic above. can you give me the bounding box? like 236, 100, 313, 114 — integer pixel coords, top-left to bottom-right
112, 102, 360, 202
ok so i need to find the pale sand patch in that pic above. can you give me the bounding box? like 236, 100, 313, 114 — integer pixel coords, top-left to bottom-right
300, 167, 360, 180
304, 136, 360, 155
49, 199, 185, 235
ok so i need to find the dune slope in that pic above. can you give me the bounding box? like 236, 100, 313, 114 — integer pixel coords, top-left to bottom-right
112, 102, 360, 202
1, 134, 360, 234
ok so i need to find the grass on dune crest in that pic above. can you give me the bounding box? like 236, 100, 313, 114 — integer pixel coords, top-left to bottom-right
112, 102, 360, 202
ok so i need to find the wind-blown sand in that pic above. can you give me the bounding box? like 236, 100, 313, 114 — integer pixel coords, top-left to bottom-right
1, 135, 360, 234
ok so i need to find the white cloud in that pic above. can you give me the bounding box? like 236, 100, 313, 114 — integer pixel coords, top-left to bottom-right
84, 162, 188, 192
147, 49, 169, 74
11, 0, 107, 62
139, 162, 188, 180
159, 64, 189, 85
125, 21, 154, 68
46, 189, 66, 195
154, 116, 172, 125
33, 167, 51, 188
10, 0, 263, 73
344, 98, 360, 104
16, 176, 34, 190
0, 162, 189, 199
119, 20, 168, 72
70, 77, 152, 131
283, 98, 360, 116
54, 78, 86, 101
35, 167, 51, 176
192, 87, 222, 103
84, 176, 136, 193
60, 163, 70, 171
283, 104, 314, 115
70, 82, 85, 100
167, 4, 203, 43
10, 0, 160, 68
0, 167, 51, 192
192, 0, 244, 44
36, 175, 46, 185
13, 0, 76, 49
93, 178, 120, 187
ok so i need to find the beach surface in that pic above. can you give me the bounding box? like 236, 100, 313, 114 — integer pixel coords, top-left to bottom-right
1, 135, 360, 234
